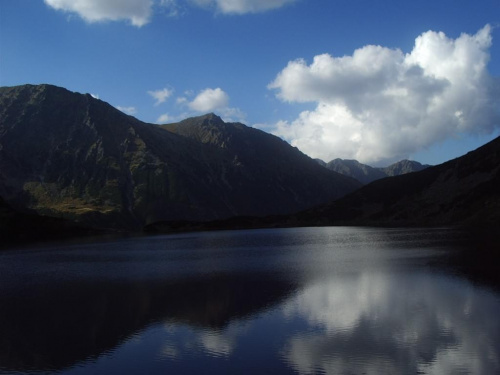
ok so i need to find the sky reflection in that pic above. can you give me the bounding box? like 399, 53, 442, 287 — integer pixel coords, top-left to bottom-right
280, 272, 500, 375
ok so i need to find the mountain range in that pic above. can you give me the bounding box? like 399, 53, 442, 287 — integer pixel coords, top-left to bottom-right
0, 84, 360, 232
1, 84, 499, 239
316, 158, 430, 184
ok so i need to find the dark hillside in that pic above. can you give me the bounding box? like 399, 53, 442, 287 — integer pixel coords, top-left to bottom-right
298, 136, 500, 227
0, 85, 361, 231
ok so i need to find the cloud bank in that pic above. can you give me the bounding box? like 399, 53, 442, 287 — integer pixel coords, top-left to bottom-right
44, 0, 153, 26
269, 25, 500, 164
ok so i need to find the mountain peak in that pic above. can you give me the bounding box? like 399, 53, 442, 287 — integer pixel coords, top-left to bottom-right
203, 112, 222, 120
0, 84, 361, 230
189, 113, 225, 126
319, 157, 430, 184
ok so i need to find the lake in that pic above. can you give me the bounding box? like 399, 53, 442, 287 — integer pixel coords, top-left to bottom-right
0, 227, 499, 374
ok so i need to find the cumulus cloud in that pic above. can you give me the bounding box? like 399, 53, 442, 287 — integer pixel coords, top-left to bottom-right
189, 0, 298, 14
44, 0, 153, 27
116, 106, 138, 115
148, 87, 174, 106
188, 87, 229, 112
269, 25, 500, 164
185, 88, 246, 122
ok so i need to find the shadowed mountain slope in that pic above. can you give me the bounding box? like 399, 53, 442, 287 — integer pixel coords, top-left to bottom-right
0, 84, 360, 231
161, 113, 361, 213
298, 136, 500, 227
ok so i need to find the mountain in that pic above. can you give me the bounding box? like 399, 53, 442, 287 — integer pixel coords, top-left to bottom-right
160, 113, 360, 212
0, 84, 361, 230
320, 158, 430, 184
380, 159, 430, 177
324, 159, 387, 184
297, 136, 500, 227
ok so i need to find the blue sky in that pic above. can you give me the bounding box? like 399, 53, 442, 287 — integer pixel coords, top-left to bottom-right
1, 0, 499, 166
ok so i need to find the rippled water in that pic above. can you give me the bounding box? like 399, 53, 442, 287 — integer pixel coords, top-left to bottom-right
0, 227, 498, 374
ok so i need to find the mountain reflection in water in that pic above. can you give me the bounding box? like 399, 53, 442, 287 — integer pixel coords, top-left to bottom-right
0, 227, 498, 375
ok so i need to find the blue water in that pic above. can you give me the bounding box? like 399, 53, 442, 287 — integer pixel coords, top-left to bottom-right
0, 227, 498, 374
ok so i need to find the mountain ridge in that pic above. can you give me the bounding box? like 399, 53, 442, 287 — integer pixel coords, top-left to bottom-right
0, 84, 361, 231
146, 134, 500, 232
318, 158, 430, 184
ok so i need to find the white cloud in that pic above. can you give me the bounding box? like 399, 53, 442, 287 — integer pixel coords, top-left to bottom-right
176, 97, 188, 105
44, 0, 153, 27
156, 113, 171, 123
148, 87, 174, 106
116, 106, 138, 115
189, 0, 298, 14
219, 107, 246, 123
156, 112, 192, 124
188, 87, 229, 112
268, 25, 500, 164
45, 0, 300, 27
186, 88, 246, 122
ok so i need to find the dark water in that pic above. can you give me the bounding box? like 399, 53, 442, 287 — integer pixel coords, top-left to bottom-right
0, 227, 499, 375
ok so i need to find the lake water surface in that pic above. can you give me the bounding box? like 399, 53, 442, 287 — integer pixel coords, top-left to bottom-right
0, 227, 499, 374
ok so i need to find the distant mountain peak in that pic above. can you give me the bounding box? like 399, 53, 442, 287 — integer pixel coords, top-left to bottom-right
318, 157, 430, 184
381, 159, 430, 177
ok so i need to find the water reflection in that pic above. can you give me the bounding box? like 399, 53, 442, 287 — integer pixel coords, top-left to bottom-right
0, 272, 296, 373
159, 321, 247, 360
280, 272, 500, 374
0, 227, 498, 374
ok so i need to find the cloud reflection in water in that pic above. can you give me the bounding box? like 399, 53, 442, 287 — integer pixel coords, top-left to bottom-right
280, 272, 500, 375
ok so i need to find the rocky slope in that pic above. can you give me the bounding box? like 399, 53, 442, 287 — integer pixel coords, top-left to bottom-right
0, 84, 361, 230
